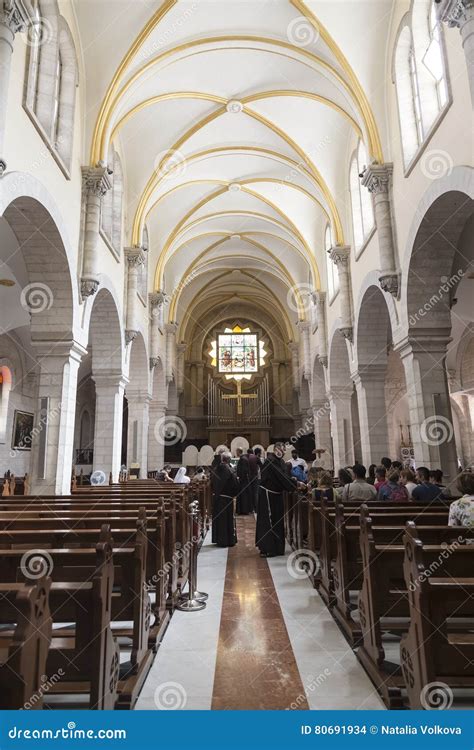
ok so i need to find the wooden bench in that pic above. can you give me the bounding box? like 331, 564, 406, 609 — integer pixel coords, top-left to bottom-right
400, 522, 474, 709
357, 507, 474, 708
0, 527, 119, 709
0, 578, 52, 709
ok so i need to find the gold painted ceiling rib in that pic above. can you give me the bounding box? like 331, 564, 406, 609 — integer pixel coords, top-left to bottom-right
168, 235, 304, 320
90, 35, 377, 166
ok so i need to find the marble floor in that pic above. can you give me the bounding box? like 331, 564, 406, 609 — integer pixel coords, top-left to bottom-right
135, 516, 385, 711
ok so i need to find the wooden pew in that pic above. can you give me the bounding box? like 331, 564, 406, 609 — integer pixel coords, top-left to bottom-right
331, 502, 467, 646
316, 496, 449, 608
357, 507, 474, 708
0, 527, 119, 709
400, 522, 474, 709
0, 578, 52, 709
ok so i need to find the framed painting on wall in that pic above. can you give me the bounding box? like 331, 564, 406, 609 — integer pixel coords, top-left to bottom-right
11, 410, 34, 451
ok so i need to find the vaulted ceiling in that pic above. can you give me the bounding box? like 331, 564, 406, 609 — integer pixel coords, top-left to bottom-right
74, 0, 394, 338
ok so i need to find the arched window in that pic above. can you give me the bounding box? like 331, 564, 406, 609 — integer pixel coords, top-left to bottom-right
0, 367, 12, 444
349, 140, 374, 254
100, 146, 123, 256
24, 1, 78, 172
325, 223, 339, 300
394, 2, 450, 169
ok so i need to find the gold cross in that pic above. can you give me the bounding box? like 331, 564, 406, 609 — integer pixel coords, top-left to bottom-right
222, 381, 257, 415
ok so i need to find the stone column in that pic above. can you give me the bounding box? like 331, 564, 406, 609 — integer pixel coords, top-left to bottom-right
149, 291, 165, 369
395, 335, 458, 481
329, 246, 353, 341
328, 386, 355, 469
0, 1, 31, 174
126, 391, 150, 477
176, 343, 186, 394
124, 247, 145, 344
312, 398, 333, 469
92, 373, 127, 481
288, 341, 300, 391
29, 341, 86, 495
81, 167, 111, 297
361, 164, 399, 297
148, 401, 167, 470
312, 291, 328, 366
297, 321, 311, 379
165, 321, 178, 383
353, 366, 390, 467
437, 0, 474, 106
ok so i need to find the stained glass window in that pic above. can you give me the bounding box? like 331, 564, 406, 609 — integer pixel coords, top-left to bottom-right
217, 332, 258, 375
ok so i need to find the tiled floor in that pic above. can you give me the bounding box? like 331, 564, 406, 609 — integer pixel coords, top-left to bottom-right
136, 516, 385, 711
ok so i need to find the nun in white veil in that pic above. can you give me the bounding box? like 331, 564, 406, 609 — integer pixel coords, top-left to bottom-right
174, 467, 191, 484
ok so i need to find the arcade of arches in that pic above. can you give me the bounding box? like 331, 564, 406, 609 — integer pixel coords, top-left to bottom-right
0, 0, 473, 713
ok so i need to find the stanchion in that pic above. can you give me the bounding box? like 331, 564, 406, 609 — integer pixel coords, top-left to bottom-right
176, 500, 208, 611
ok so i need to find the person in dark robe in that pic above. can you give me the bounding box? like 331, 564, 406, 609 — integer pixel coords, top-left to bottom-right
256, 443, 299, 557
212, 452, 240, 547
247, 448, 260, 513
236, 447, 252, 515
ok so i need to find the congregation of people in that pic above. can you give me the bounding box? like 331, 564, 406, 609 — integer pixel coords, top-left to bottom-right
159, 448, 473, 557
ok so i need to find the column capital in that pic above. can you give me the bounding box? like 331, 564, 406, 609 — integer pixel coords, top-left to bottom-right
149, 356, 161, 370
149, 290, 167, 310
329, 245, 351, 268
1, 0, 33, 34
318, 355, 328, 368
296, 319, 310, 331
287, 341, 299, 353
361, 162, 393, 195
436, 0, 474, 27
339, 326, 353, 343
311, 290, 326, 307
165, 321, 178, 335
92, 372, 128, 391
124, 246, 146, 268
31, 339, 88, 365
81, 166, 112, 198
176, 343, 187, 354
393, 332, 452, 359
353, 364, 387, 385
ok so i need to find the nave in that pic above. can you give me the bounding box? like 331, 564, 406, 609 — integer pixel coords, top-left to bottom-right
136, 516, 384, 711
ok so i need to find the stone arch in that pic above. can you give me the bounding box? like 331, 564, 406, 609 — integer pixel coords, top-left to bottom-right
356, 284, 393, 368
85, 288, 125, 480
401, 167, 474, 333
126, 332, 150, 475
1, 175, 77, 340
397, 168, 473, 480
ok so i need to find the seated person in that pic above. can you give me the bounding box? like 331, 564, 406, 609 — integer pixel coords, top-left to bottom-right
340, 463, 377, 501
448, 472, 474, 533
412, 466, 444, 502
291, 463, 307, 483
378, 469, 409, 502
313, 471, 334, 503
193, 466, 207, 481
374, 465, 388, 492
400, 468, 417, 499
174, 467, 191, 484
157, 464, 174, 482
335, 468, 353, 497
429, 468, 451, 498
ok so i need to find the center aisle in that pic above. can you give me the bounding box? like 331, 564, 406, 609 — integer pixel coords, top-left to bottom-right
136, 515, 384, 711
211, 516, 309, 709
